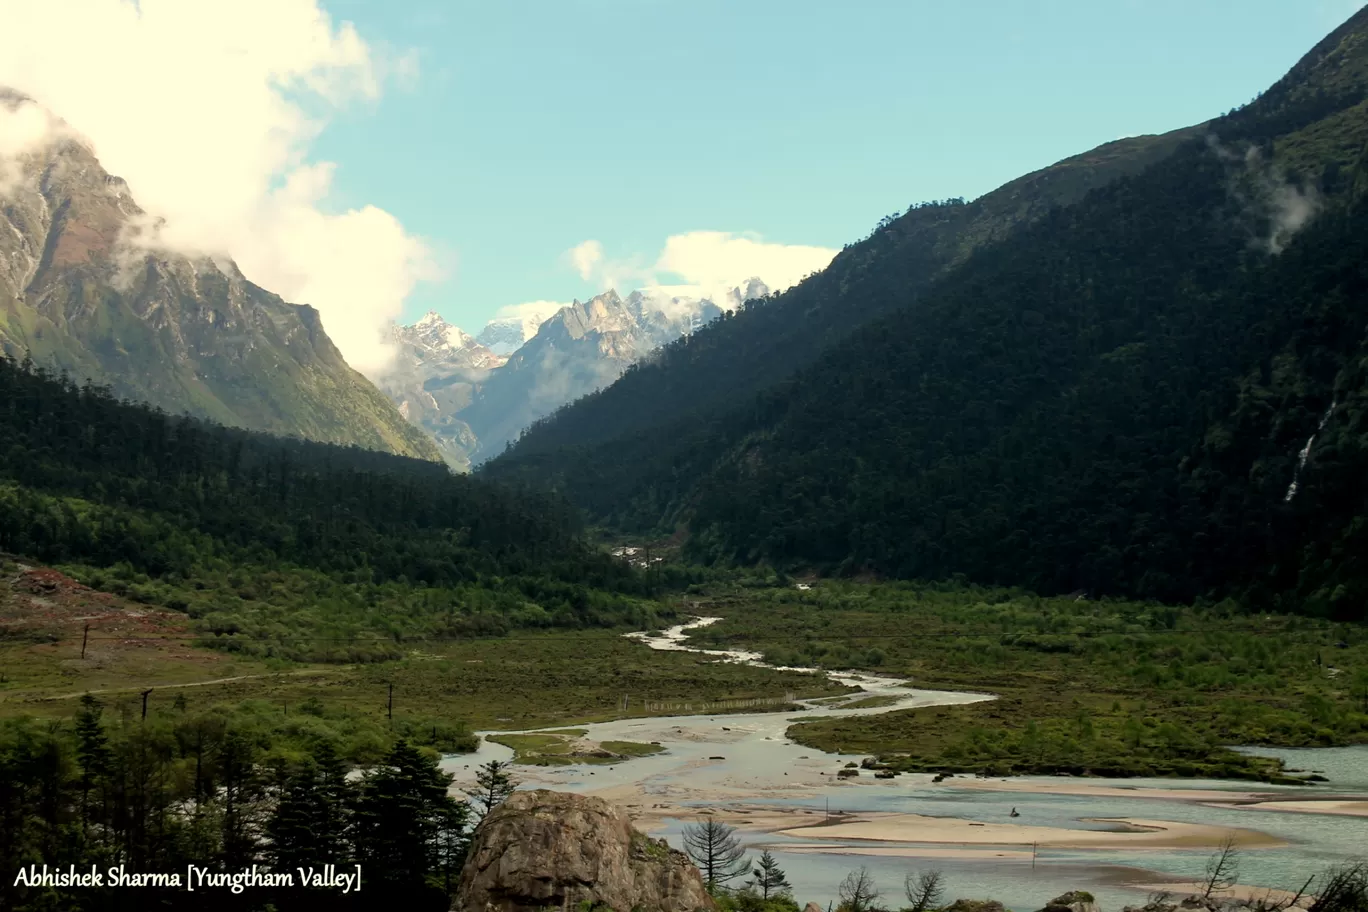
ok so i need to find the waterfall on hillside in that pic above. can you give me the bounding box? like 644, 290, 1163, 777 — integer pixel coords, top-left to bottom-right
1284, 399, 1337, 502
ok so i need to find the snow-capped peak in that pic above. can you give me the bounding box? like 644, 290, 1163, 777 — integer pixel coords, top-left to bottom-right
396, 311, 480, 354
441, 324, 474, 349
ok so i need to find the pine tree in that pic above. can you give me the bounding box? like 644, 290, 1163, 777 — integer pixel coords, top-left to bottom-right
73, 694, 111, 837
683, 818, 749, 889
751, 849, 792, 899
266, 745, 353, 875
434, 797, 472, 895
354, 739, 466, 895
218, 729, 261, 868
267, 761, 325, 873
465, 759, 516, 820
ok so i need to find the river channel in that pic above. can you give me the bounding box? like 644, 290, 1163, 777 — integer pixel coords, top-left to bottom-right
442, 619, 1368, 911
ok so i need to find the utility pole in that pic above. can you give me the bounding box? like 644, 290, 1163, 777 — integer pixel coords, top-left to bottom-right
140, 689, 152, 721
387, 682, 394, 725
81, 623, 90, 659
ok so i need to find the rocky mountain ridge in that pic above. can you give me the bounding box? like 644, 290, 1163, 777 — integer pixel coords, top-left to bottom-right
375, 311, 508, 469
0, 91, 441, 462
384, 280, 764, 467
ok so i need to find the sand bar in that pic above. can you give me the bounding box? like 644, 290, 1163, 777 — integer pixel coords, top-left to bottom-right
778, 813, 1284, 850
590, 782, 1284, 852
1205, 799, 1368, 818
773, 844, 1034, 860
943, 777, 1278, 803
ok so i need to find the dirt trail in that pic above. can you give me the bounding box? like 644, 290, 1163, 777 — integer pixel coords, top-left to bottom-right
40, 668, 333, 701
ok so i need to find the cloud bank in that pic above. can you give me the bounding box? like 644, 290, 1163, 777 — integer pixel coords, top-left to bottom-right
0, 0, 433, 375
487, 300, 568, 338
568, 230, 837, 308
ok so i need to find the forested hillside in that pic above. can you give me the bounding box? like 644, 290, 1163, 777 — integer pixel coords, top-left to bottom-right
497, 127, 1198, 462
0, 91, 442, 463
0, 355, 660, 659
485, 8, 1368, 620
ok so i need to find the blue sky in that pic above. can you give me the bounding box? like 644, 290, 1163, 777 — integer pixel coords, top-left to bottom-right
312, 0, 1363, 331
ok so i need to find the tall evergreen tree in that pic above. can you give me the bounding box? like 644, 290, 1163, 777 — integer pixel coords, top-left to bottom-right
751, 849, 792, 900
266, 748, 353, 875
465, 759, 517, 820
354, 740, 466, 898
73, 694, 111, 839
683, 818, 749, 889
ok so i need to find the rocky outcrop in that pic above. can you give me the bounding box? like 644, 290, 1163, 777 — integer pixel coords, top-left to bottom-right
1040, 892, 1100, 912
453, 790, 716, 912
944, 901, 1007, 912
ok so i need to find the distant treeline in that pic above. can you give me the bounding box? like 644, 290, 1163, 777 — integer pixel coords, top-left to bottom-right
0, 356, 668, 658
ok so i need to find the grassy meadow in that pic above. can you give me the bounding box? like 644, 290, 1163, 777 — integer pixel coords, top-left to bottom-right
682, 577, 1368, 781
0, 558, 847, 764
6, 546, 1368, 781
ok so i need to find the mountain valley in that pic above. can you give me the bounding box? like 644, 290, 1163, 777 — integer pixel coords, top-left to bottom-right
3, 7, 1368, 912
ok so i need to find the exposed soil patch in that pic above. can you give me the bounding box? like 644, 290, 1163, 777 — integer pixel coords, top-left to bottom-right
0, 562, 220, 684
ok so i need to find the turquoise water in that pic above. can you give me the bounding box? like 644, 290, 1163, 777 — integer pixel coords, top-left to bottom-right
442, 621, 1368, 911
652, 768, 1368, 912
1235, 745, 1368, 791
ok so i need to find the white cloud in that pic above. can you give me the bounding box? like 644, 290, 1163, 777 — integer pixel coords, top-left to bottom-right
654, 231, 835, 295
0, 97, 69, 197
567, 230, 837, 308
569, 240, 604, 280
0, 0, 434, 376
488, 299, 568, 337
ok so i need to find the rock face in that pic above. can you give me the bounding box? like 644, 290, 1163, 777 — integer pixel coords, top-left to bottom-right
376, 311, 506, 470
380, 284, 754, 469
0, 91, 441, 462
944, 902, 1007, 912
455, 286, 748, 463
453, 790, 716, 912
1040, 892, 1100, 912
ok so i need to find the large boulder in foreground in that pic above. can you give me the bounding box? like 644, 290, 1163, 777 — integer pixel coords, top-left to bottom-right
454, 789, 717, 912
1040, 892, 1101, 912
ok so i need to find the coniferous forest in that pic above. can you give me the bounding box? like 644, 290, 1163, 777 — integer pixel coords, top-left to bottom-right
2, 693, 481, 911
0, 358, 662, 911
0, 355, 666, 660
486, 10, 1368, 621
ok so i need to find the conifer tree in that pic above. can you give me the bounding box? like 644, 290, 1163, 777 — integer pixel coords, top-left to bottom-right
465, 758, 517, 820
218, 729, 262, 868
751, 849, 792, 899
266, 745, 353, 875
683, 818, 749, 889
73, 694, 111, 837
354, 739, 466, 894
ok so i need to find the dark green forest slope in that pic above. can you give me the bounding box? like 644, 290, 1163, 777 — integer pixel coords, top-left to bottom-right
498, 128, 1199, 460
0, 356, 659, 658
486, 9, 1368, 620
